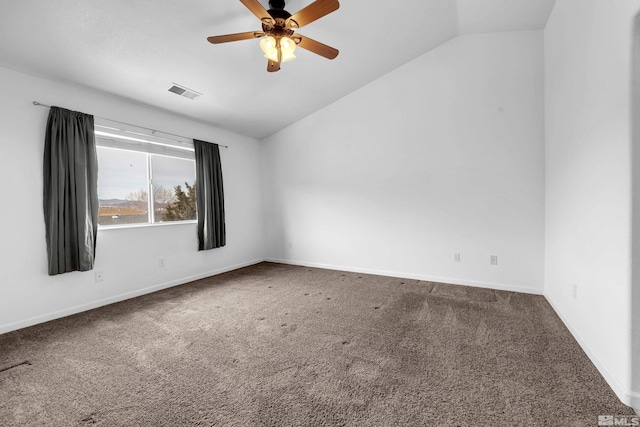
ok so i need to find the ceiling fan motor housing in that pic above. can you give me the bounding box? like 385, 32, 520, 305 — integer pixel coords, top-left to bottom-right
262, 5, 293, 35
267, 0, 292, 23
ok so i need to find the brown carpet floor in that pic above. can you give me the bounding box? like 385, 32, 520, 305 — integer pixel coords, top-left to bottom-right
0, 262, 633, 426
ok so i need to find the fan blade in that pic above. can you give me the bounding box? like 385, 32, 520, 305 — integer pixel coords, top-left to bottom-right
297, 35, 339, 59
267, 59, 281, 72
286, 0, 339, 28
240, 0, 275, 25
207, 31, 263, 44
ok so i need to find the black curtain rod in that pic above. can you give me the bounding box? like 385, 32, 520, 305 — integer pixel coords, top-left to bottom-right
32, 101, 229, 149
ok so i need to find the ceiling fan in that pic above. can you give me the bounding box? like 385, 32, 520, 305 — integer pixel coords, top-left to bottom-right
207, 0, 340, 72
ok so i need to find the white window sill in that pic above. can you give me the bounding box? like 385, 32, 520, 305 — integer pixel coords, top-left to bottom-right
98, 220, 197, 231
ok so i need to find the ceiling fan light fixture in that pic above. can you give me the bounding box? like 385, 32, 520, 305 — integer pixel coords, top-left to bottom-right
260, 35, 278, 58
264, 49, 279, 62
280, 36, 296, 62
281, 51, 296, 63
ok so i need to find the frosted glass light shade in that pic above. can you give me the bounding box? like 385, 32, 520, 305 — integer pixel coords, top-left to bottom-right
260, 36, 278, 61
280, 36, 296, 62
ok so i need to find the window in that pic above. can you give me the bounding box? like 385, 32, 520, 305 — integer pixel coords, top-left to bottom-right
97, 147, 149, 226
95, 120, 197, 227
150, 155, 197, 222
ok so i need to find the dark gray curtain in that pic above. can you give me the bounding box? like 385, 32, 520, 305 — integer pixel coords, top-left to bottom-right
43, 107, 99, 275
194, 139, 226, 250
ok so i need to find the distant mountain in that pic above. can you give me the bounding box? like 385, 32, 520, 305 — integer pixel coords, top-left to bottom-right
99, 198, 131, 206
99, 199, 147, 209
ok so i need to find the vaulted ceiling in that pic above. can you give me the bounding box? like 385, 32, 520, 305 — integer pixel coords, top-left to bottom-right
0, 0, 556, 139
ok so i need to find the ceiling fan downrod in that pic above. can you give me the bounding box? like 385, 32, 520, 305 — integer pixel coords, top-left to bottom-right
269, 0, 285, 10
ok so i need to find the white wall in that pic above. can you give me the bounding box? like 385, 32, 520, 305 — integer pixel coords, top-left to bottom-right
631, 9, 640, 414
544, 0, 640, 408
0, 66, 265, 334
630, 8, 640, 414
262, 31, 545, 294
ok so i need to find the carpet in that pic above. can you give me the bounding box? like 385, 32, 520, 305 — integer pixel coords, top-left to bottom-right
0, 262, 633, 426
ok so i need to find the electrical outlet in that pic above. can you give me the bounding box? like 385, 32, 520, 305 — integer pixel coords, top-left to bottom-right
454, 253, 461, 263
490, 255, 498, 265
95, 271, 104, 282
159, 258, 165, 268
572, 284, 578, 300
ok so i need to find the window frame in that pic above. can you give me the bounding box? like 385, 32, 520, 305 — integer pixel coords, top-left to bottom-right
94, 119, 197, 229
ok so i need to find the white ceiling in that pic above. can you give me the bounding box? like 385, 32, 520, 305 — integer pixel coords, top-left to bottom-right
0, 0, 555, 139
457, 0, 557, 33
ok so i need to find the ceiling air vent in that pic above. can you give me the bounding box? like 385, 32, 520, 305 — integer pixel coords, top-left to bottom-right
168, 83, 202, 100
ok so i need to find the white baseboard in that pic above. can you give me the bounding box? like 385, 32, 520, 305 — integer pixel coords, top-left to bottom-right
544, 294, 636, 408
264, 258, 543, 295
0, 258, 265, 335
